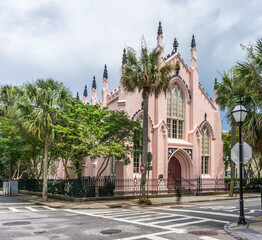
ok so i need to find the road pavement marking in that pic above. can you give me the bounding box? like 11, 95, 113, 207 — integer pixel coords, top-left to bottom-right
8, 207, 21, 212
199, 236, 219, 240
154, 207, 252, 219
135, 214, 171, 222
64, 209, 187, 232
168, 219, 209, 228
121, 213, 160, 220
102, 211, 144, 217
115, 230, 185, 240
152, 216, 189, 225
42, 206, 56, 211
0, 202, 32, 205
25, 207, 39, 212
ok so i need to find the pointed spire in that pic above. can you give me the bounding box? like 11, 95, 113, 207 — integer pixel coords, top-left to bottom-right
172, 38, 178, 54
122, 48, 127, 65
76, 92, 79, 100
92, 76, 97, 89
214, 77, 217, 89
157, 21, 163, 36
83, 85, 88, 97
103, 64, 108, 79
191, 34, 196, 48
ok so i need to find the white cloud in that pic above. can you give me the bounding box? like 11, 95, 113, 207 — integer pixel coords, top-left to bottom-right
0, 0, 261, 130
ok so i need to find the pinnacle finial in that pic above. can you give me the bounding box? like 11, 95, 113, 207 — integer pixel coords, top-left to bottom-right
83, 85, 88, 97
122, 48, 127, 65
76, 92, 79, 100
92, 76, 97, 90
191, 34, 196, 48
172, 38, 178, 53
157, 21, 163, 36
103, 64, 108, 79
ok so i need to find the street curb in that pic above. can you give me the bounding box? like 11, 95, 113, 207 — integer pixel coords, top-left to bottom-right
31, 194, 261, 209
224, 222, 244, 240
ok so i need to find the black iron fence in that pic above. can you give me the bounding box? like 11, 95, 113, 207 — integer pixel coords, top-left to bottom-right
1, 177, 261, 198
0, 179, 4, 189
18, 177, 115, 197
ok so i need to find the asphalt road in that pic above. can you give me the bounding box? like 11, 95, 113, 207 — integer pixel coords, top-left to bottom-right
0, 195, 261, 240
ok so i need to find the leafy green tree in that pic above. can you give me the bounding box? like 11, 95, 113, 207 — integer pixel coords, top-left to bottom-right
222, 131, 231, 171
53, 100, 142, 197
12, 79, 71, 202
121, 43, 173, 198
0, 85, 20, 178
0, 116, 43, 180
90, 109, 142, 197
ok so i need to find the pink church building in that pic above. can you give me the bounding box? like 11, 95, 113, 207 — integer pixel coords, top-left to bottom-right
57, 22, 224, 192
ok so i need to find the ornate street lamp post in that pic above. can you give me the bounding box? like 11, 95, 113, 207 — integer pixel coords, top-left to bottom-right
232, 98, 248, 225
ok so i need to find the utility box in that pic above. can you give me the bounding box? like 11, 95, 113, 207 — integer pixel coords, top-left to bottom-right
3, 182, 9, 195
3, 181, 18, 195
9, 181, 18, 195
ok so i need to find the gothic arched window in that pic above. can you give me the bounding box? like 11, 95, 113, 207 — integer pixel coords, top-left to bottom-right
201, 126, 210, 174
167, 83, 184, 139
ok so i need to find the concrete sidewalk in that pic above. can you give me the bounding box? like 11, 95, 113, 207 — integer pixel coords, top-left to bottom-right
2, 192, 262, 240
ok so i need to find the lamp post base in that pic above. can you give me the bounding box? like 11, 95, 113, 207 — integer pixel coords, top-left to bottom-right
238, 216, 246, 225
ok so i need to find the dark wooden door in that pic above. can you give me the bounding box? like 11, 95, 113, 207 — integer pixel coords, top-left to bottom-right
168, 157, 181, 184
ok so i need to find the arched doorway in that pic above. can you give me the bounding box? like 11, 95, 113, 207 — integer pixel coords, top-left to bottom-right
168, 157, 181, 185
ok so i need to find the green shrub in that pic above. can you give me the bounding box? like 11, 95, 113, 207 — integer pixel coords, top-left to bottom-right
137, 198, 152, 205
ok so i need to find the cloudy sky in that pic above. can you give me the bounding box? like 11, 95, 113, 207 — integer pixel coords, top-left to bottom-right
0, 0, 261, 130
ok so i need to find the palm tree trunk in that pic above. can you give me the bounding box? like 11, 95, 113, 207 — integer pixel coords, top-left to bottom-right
43, 131, 49, 202
141, 89, 149, 198
229, 124, 236, 197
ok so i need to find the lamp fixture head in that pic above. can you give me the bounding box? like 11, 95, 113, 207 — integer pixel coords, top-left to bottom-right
232, 98, 248, 123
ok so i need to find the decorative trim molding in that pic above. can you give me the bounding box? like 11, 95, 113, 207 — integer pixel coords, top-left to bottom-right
132, 109, 154, 131
199, 120, 215, 140
168, 148, 178, 159
172, 75, 192, 100
168, 147, 193, 160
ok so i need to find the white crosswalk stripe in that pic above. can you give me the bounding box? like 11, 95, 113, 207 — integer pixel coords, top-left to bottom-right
64, 208, 227, 240
199, 206, 261, 214
2, 204, 57, 213
8, 207, 21, 212
25, 206, 39, 211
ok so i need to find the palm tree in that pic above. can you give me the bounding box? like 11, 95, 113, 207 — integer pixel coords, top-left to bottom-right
0, 85, 17, 117
12, 79, 71, 202
215, 70, 245, 197
121, 44, 173, 198
235, 38, 262, 154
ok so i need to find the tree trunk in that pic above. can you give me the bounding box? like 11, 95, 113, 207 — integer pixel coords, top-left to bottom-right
229, 124, 236, 197
43, 131, 49, 202
95, 157, 110, 198
9, 158, 13, 180
62, 159, 70, 180
141, 89, 149, 199
95, 177, 99, 198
